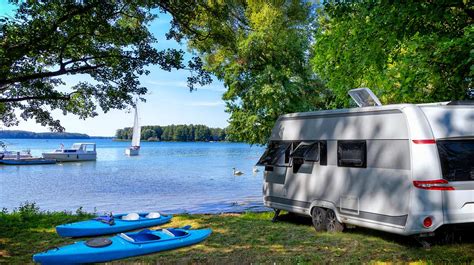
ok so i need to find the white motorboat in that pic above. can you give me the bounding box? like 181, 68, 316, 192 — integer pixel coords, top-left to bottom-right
125, 103, 141, 156
0, 150, 33, 160
42, 143, 96, 162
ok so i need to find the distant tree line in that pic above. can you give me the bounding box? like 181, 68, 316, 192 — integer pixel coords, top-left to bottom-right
0, 130, 90, 139
115, 125, 230, 142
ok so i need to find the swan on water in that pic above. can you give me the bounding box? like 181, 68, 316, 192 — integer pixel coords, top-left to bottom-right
233, 167, 244, 176
252, 166, 260, 173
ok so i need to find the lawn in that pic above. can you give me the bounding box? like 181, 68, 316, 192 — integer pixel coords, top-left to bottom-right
1, 203, 473, 264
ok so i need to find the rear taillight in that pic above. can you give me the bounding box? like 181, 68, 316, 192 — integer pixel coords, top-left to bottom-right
423, 216, 433, 228
413, 179, 455, 191
412, 139, 436, 144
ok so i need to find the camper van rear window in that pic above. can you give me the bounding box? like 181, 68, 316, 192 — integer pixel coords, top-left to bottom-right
337, 141, 367, 168
256, 142, 291, 167
437, 140, 474, 181
290, 142, 319, 162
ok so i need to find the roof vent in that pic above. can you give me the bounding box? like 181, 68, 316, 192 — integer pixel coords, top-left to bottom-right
348, 88, 382, 107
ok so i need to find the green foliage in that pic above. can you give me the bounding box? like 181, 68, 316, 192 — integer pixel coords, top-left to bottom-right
178, 1, 330, 144
0, 202, 92, 230
0, 1, 210, 131
312, 1, 473, 106
0, 202, 93, 263
142, 128, 157, 140
115, 124, 228, 142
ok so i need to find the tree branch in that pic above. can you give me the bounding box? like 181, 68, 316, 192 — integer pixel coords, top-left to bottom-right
0, 63, 106, 87
0, 90, 82, 103
0, 95, 70, 103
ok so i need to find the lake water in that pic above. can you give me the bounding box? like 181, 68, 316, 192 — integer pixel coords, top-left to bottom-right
0, 139, 268, 214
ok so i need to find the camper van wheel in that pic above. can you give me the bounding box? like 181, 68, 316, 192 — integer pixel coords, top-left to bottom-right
325, 209, 344, 233
311, 207, 327, 232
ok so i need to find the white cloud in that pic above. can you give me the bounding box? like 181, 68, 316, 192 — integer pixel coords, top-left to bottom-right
194, 85, 227, 92
188, 101, 225, 107
146, 80, 188, 88
146, 80, 227, 92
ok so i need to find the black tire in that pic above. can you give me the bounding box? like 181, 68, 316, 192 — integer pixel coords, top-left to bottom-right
311, 207, 327, 232
325, 209, 344, 233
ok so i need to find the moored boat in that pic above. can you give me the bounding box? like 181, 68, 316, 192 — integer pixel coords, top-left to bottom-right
42, 143, 96, 162
0, 150, 32, 160
56, 212, 172, 237
0, 158, 56, 165
33, 226, 212, 264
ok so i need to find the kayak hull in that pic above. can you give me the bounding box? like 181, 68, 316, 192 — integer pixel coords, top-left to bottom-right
56, 213, 172, 237
33, 228, 212, 264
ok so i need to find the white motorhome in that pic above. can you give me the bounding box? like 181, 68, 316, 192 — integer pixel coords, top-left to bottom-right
257, 89, 473, 237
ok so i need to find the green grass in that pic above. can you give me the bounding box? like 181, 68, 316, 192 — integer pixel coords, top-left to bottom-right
1, 204, 473, 264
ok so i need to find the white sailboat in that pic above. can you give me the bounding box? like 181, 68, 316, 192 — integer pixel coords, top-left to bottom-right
125, 104, 141, 156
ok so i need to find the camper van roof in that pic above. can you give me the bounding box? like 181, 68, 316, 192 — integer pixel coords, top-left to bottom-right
279, 102, 472, 120
279, 104, 412, 119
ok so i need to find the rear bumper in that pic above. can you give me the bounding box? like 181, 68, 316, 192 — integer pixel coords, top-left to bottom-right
444, 209, 474, 225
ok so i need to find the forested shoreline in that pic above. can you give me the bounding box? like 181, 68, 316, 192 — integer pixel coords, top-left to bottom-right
0, 130, 90, 139
115, 125, 229, 142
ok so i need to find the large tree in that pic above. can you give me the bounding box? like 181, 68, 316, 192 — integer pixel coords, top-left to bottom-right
312, 0, 473, 106
172, 0, 329, 144
0, 0, 211, 131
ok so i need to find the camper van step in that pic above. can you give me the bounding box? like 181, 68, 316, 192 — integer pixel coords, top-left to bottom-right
414, 237, 431, 249
271, 209, 281, 223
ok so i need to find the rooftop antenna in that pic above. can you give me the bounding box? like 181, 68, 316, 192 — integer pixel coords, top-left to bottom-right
348, 87, 382, 107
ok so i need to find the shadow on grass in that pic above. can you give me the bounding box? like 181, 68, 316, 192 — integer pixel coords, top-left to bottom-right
123, 212, 474, 264
277, 212, 474, 247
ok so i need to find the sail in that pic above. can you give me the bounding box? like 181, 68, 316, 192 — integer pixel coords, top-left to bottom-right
131, 105, 141, 147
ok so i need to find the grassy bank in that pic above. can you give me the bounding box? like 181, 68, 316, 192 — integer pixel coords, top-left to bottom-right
1, 204, 473, 264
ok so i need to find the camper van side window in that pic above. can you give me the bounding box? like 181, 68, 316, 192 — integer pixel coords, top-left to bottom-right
437, 140, 474, 181
290, 142, 319, 162
256, 141, 291, 167
337, 141, 367, 168
319, 141, 327, 166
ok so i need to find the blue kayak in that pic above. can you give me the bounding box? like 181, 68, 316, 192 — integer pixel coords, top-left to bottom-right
56, 213, 172, 237
33, 226, 212, 264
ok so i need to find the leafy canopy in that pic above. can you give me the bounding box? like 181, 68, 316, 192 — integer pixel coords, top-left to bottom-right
0, 0, 211, 131
312, 0, 473, 106
175, 0, 329, 144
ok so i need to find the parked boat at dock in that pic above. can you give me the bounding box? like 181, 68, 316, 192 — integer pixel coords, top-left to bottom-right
0, 158, 56, 165
0, 150, 32, 160
42, 143, 97, 162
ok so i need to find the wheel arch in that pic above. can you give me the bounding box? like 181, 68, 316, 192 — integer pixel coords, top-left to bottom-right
309, 200, 344, 223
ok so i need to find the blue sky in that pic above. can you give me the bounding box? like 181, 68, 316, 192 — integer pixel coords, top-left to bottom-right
0, 2, 229, 136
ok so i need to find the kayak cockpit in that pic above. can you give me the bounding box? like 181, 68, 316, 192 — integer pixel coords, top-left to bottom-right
129, 233, 161, 242
166, 229, 187, 237
118, 229, 189, 244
